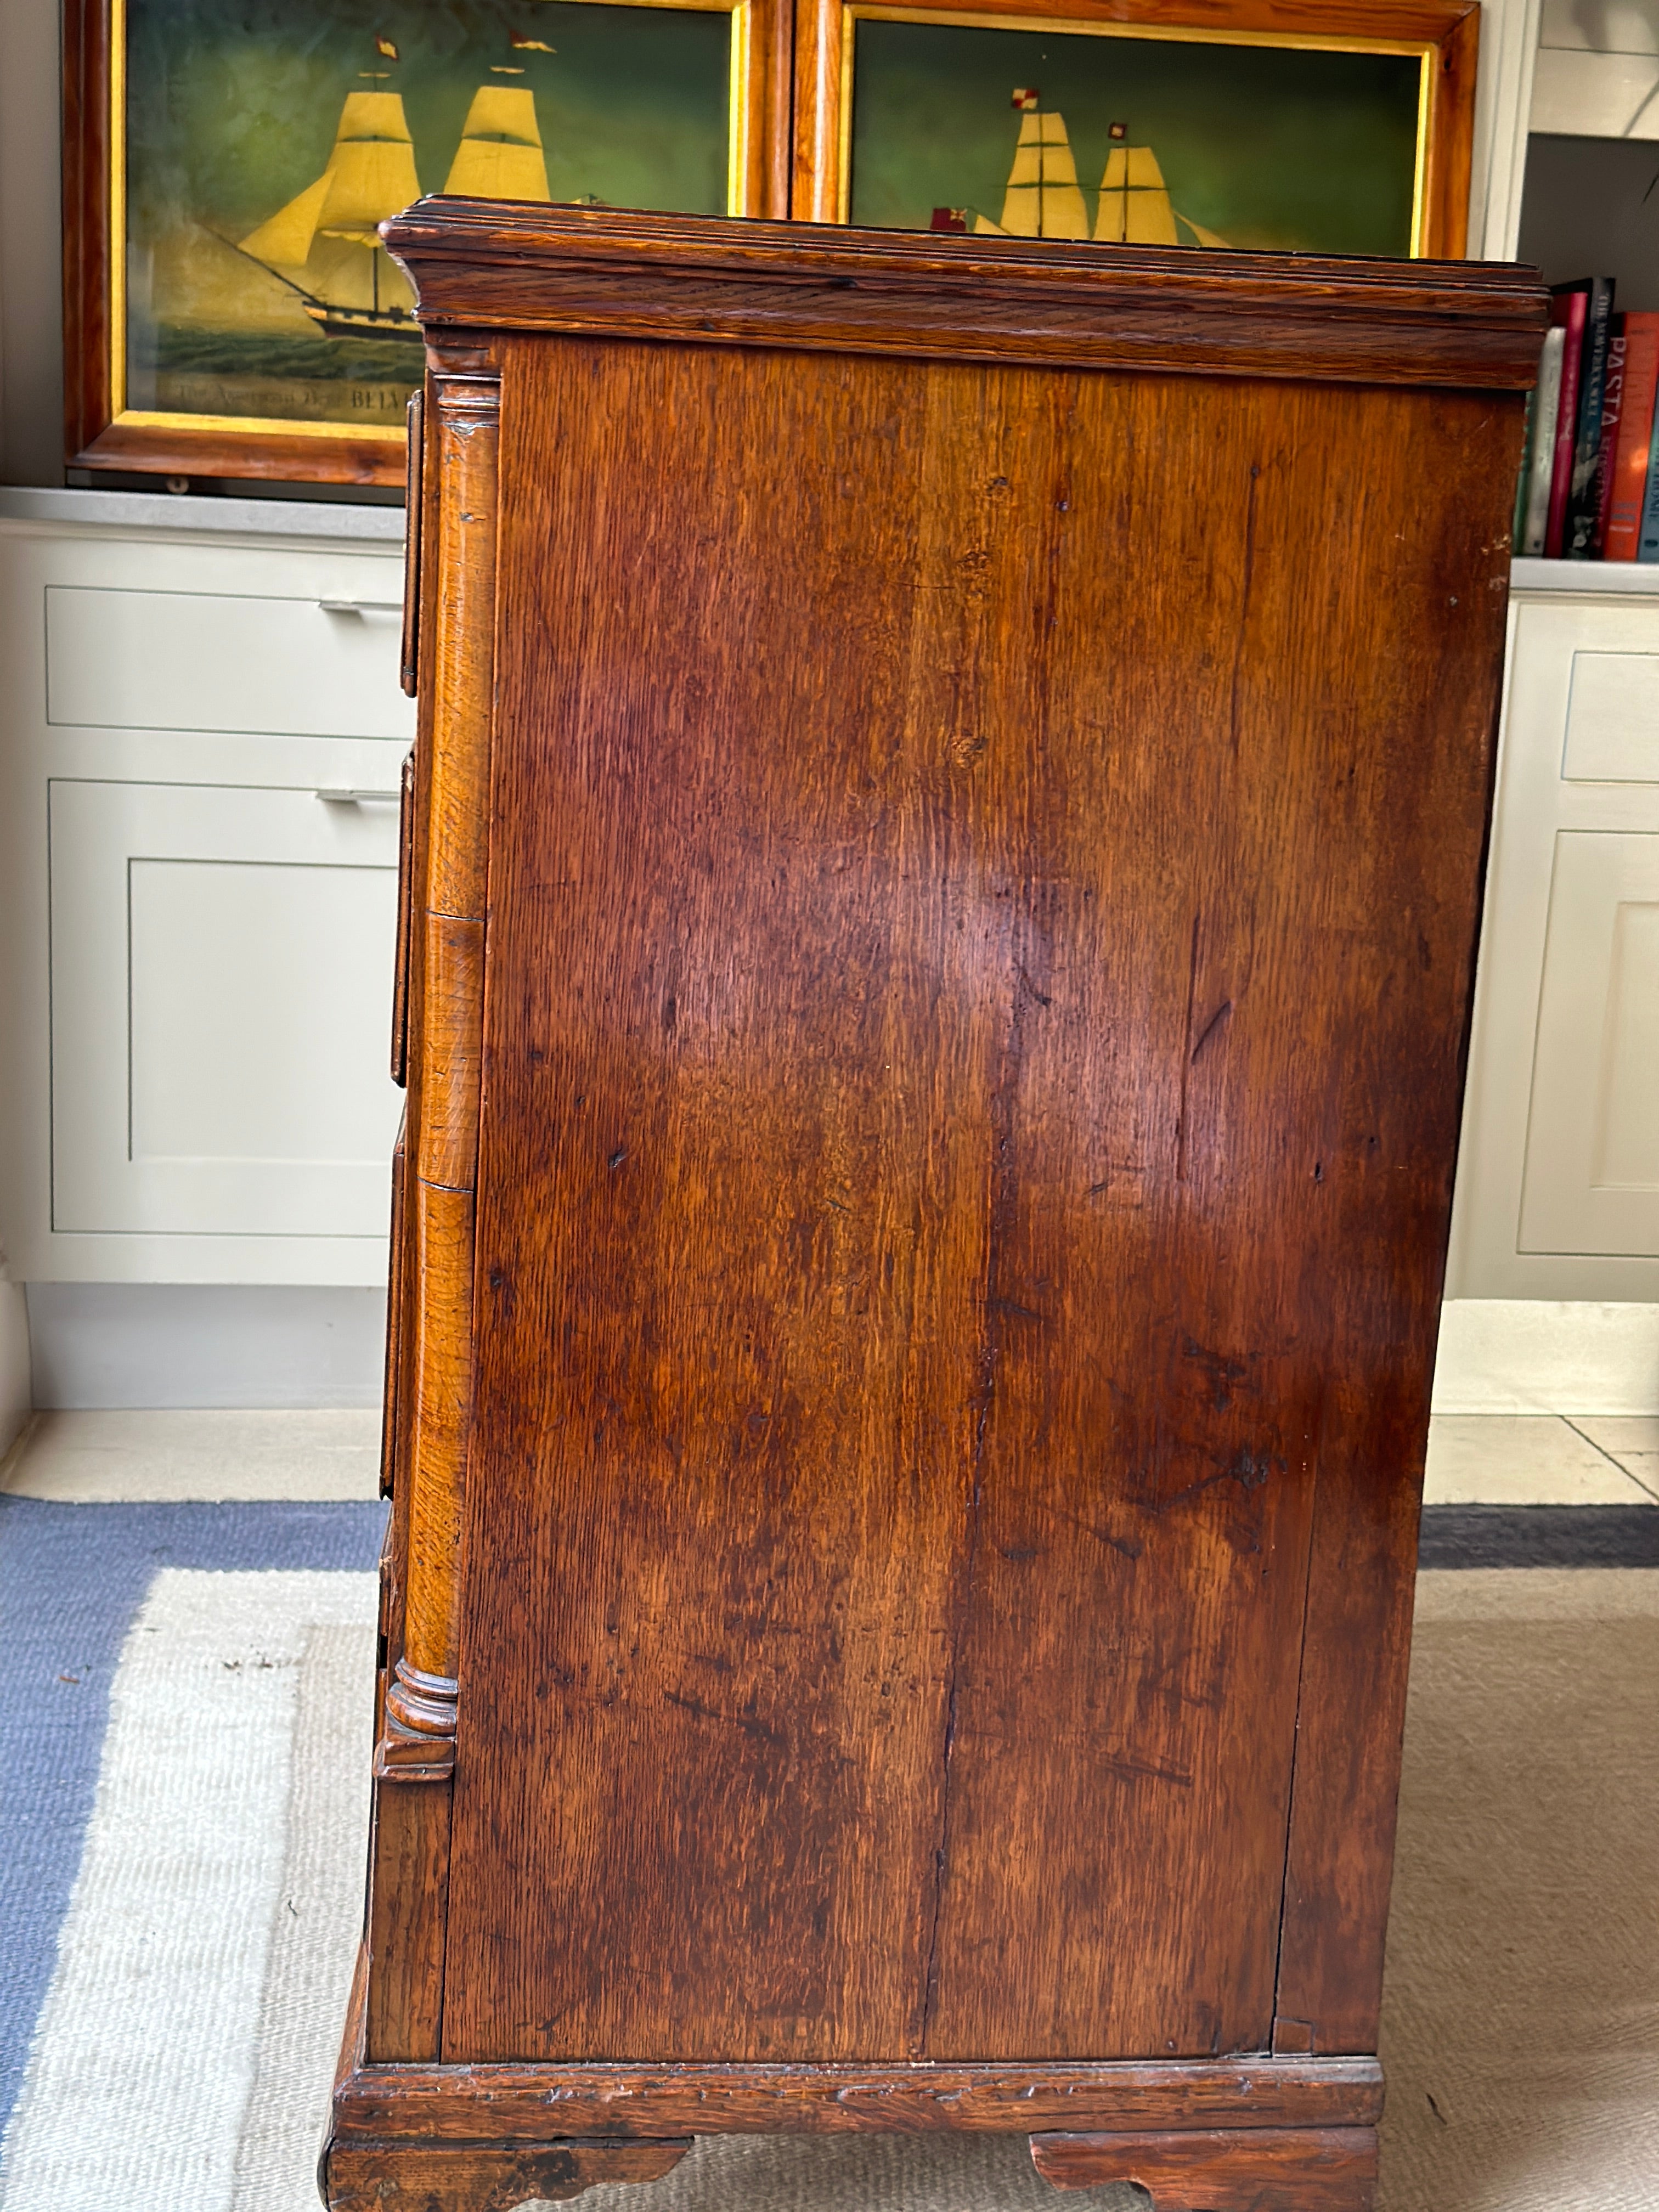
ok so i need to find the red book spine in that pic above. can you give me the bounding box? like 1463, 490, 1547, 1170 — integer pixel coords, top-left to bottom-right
1604, 312, 1659, 561
1545, 289, 1589, 557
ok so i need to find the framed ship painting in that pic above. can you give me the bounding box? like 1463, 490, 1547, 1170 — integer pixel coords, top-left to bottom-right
64, 0, 791, 486
791, 0, 1479, 259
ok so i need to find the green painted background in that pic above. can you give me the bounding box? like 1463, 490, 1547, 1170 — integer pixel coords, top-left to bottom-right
124, 0, 730, 418
849, 18, 1421, 255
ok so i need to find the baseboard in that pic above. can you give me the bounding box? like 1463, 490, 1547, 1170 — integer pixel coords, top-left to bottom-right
19, 1285, 1656, 1418
25, 1282, 387, 1409
1432, 1300, 1659, 1415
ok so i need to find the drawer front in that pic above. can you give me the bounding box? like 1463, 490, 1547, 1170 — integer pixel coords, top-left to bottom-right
1563, 651, 1659, 782
46, 585, 414, 740
49, 778, 405, 1237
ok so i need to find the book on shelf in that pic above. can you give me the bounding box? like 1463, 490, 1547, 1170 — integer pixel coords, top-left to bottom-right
1587, 317, 1626, 557
1519, 326, 1565, 557
1511, 278, 1659, 565
1603, 312, 1659, 560
1565, 276, 1616, 558
1543, 283, 1591, 558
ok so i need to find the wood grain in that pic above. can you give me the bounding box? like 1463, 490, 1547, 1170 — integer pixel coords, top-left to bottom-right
352, 218, 1538, 2171
60, 0, 111, 464
392, 752, 415, 1091
332, 2055, 1384, 2142
790, 0, 1476, 255
324, 2138, 691, 2212
426, 313, 1525, 2066
382, 206, 1545, 392
365, 1777, 452, 2062
405, 1180, 477, 1681
1030, 2125, 1378, 2209
392, 370, 499, 1694
401, 393, 424, 699
67, 418, 406, 486
421, 376, 500, 925
415, 915, 484, 1193
380, 1116, 408, 1501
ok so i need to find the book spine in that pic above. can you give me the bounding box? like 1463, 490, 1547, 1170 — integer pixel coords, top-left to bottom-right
1545, 290, 1588, 557
1589, 321, 1627, 556
1566, 276, 1616, 557
1638, 407, 1659, 560
1513, 387, 1536, 554
1604, 315, 1659, 561
1523, 327, 1566, 557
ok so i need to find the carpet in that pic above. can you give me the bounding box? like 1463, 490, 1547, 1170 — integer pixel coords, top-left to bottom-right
0, 1499, 1653, 2211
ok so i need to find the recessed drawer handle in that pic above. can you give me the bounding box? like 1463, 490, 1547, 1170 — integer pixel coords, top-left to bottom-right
315, 787, 402, 805
318, 598, 404, 619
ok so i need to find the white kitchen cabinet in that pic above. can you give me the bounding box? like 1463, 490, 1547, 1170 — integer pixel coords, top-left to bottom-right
1448, 568, 1659, 1300
0, 488, 414, 1285
48, 778, 403, 1239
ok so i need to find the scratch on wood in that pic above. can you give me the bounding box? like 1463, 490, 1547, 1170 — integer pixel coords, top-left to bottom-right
1190, 999, 1233, 1061
662, 1691, 785, 1748
1176, 912, 1201, 1184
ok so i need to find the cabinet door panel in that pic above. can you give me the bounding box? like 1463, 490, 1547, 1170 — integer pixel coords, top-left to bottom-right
1562, 652, 1659, 782
49, 779, 404, 1237
1520, 830, 1659, 1255
46, 586, 414, 740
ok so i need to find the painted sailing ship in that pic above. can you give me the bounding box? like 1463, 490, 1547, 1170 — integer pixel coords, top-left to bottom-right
238, 91, 425, 343
238, 62, 556, 345
933, 94, 1230, 250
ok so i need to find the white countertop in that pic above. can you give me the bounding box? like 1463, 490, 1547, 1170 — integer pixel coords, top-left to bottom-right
1510, 556, 1659, 596
0, 484, 404, 544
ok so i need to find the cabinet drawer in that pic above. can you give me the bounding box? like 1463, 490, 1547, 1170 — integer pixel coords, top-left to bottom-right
46, 585, 414, 740
1563, 652, 1659, 782
49, 779, 405, 1238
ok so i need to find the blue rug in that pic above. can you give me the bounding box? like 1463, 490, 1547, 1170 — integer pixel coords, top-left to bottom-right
0, 1499, 386, 2152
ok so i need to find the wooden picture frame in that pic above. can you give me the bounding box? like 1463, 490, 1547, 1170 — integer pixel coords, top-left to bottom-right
63, 0, 792, 487
792, 0, 1478, 258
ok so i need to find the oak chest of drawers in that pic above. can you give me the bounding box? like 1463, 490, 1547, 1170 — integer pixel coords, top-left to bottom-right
325, 204, 1544, 2212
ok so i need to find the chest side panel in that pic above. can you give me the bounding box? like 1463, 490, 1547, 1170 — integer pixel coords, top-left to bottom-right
438, 332, 1513, 2063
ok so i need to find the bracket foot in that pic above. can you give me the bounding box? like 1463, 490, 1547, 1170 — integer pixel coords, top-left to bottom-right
323, 2136, 693, 2211
1030, 2125, 1377, 2211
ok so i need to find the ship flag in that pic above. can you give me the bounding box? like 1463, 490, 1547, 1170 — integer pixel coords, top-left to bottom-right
375, 36, 399, 59
1012, 87, 1040, 110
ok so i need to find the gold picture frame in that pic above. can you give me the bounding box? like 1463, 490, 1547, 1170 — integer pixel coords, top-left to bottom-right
792, 0, 1478, 259
65, 0, 791, 487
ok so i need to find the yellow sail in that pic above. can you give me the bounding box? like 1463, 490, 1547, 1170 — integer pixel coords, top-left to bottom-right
319, 137, 423, 240
1094, 146, 1178, 246
239, 168, 335, 271
241, 91, 420, 266
1178, 213, 1232, 249
336, 90, 414, 143
444, 86, 550, 199
455, 85, 542, 143
999, 113, 1089, 240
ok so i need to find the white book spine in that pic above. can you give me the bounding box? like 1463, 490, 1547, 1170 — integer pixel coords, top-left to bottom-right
1522, 326, 1566, 557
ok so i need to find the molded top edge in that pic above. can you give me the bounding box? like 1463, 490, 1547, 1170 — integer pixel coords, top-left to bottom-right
382, 201, 1548, 390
